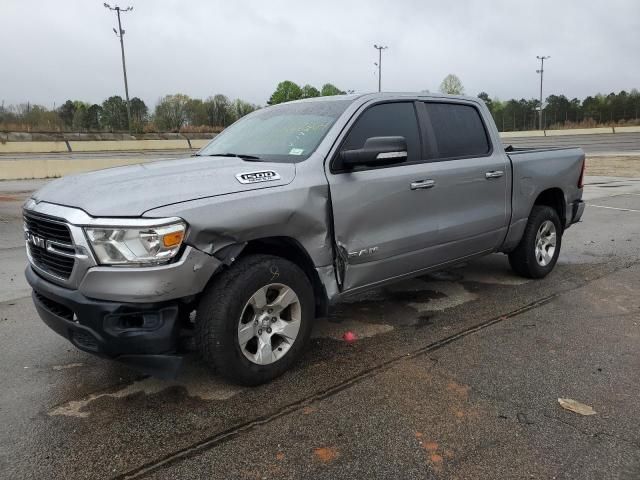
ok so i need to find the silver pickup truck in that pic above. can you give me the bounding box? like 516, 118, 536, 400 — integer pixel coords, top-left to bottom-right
24, 93, 585, 385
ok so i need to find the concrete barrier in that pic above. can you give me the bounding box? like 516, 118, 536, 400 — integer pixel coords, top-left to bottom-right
0, 141, 69, 154
615, 126, 640, 133
500, 127, 617, 138
0, 157, 161, 180
500, 130, 545, 138
544, 127, 614, 136
0, 138, 215, 154
190, 139, 211, 149
69, 139, 190, 151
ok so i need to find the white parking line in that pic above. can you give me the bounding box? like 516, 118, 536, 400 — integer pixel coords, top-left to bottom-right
587, 204, 640, 213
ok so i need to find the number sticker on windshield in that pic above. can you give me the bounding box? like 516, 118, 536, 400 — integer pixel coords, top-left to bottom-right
289, 148, 304, 155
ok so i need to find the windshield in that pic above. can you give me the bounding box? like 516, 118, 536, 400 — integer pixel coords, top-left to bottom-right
198, 99, 352, 163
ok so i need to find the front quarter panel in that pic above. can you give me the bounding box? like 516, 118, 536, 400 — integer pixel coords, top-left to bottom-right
144, 158, 334, 268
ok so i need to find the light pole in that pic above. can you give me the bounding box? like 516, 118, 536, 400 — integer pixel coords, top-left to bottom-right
374, 44, 388, 92
104, 3, 133, 134
536, 55, 550, 130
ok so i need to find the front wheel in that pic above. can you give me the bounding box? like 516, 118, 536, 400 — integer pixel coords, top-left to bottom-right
508, 205, 562, 279
195, 254, 314, 386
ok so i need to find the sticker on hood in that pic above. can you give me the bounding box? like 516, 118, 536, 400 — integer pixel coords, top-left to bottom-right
235, 170, 281, 184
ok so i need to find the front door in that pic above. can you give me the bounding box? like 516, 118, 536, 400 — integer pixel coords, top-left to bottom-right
327, 101, 442, 291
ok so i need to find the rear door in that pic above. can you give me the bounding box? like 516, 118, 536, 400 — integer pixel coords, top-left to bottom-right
326, 101, 442, 291
416, 101, 509, 261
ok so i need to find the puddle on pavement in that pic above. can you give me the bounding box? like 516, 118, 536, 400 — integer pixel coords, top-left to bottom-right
315, 258, 528, 336
318, 276, 480, 334
48, 362, 244, 418
406, 281, 478, 313
447, 257, 531, 286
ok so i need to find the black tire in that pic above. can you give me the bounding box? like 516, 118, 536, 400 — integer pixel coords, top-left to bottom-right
195, 254, 314, 386
508, 205, 562, 279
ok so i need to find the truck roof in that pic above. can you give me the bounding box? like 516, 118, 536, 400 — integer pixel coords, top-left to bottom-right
286, 91, 482, 105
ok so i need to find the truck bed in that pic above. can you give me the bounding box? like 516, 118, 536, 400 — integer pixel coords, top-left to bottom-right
503, 146, 585, 251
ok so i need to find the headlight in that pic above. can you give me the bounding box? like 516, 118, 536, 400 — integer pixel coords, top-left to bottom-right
85, 221, 186, 266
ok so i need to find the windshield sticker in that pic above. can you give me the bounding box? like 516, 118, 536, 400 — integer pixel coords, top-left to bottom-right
235, 170, 282, 184
289, 148, 305, 156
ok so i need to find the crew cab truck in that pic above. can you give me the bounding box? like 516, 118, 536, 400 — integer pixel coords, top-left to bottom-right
24, 93, 586, 385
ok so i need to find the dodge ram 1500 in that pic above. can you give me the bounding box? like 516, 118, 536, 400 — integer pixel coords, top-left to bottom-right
24, 93, 585, 384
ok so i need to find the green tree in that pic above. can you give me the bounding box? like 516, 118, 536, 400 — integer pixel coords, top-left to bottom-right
154, 94, 191, 131
58, 100, 76, 128
185, 98, 207, 126
301, 84, 320, 98
630, 89, 640, 120
439, 74, 464, 95
101, 96, 129, 131
320, 83, 345, 96
129, 97, 148, 132
86, 104, 102, 130
477, 92, 492, 110
268, 80, 303, 105
72, 104, 88, 131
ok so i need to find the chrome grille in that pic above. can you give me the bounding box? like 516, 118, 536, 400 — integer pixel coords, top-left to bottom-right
24, 211, 76, 279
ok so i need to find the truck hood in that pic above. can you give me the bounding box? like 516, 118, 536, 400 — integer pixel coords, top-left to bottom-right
31, 156, 296, 217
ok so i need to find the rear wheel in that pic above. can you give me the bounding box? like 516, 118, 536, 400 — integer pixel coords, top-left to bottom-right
508, 205, 562, 279
195, 254, 314, 385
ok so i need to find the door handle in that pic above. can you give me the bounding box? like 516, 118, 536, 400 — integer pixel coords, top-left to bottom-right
485, 170, 504, 179
410, 179, 435, 190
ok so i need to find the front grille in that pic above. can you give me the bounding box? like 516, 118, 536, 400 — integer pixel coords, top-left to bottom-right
24, 211, 76, 279
24, 211, 72, 243
34, 291, 75, 321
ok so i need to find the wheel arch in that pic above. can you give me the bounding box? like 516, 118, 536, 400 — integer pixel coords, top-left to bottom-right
218, 237, 330, 319
533, 187, 566, 230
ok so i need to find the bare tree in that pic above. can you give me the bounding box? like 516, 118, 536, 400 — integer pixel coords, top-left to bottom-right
439, 74, 465, 95
154, 94, 190, 131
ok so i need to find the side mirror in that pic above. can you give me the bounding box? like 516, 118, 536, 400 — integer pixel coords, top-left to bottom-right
340, 136, 408, 168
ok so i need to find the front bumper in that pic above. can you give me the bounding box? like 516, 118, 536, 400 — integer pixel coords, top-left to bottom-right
26, 266, 185, 378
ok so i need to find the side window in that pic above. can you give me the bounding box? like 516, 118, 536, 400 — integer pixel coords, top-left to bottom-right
423, 103, 490, 159
335, 102, 420, 170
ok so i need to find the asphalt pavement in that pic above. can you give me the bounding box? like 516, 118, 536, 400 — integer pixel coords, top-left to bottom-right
1, 176, 639, 479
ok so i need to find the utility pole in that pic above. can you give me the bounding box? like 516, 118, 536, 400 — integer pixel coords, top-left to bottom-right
536, 55, 550, 130
373, 44, 388, 92
104, 3, 133, 134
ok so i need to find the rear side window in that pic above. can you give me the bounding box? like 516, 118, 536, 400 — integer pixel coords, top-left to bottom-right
423, 103, 490, 159
335, 102, 420, 170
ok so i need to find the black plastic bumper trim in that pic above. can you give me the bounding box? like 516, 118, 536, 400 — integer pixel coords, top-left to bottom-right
26, 266, 184, 377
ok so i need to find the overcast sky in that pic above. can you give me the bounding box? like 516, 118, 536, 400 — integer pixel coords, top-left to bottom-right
2, 0, 639, 109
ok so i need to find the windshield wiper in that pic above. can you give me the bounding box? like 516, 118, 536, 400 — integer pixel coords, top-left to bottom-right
203, 153, 262, 161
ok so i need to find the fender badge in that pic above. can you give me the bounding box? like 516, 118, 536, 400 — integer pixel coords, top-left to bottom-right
235, 170, 281, 184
